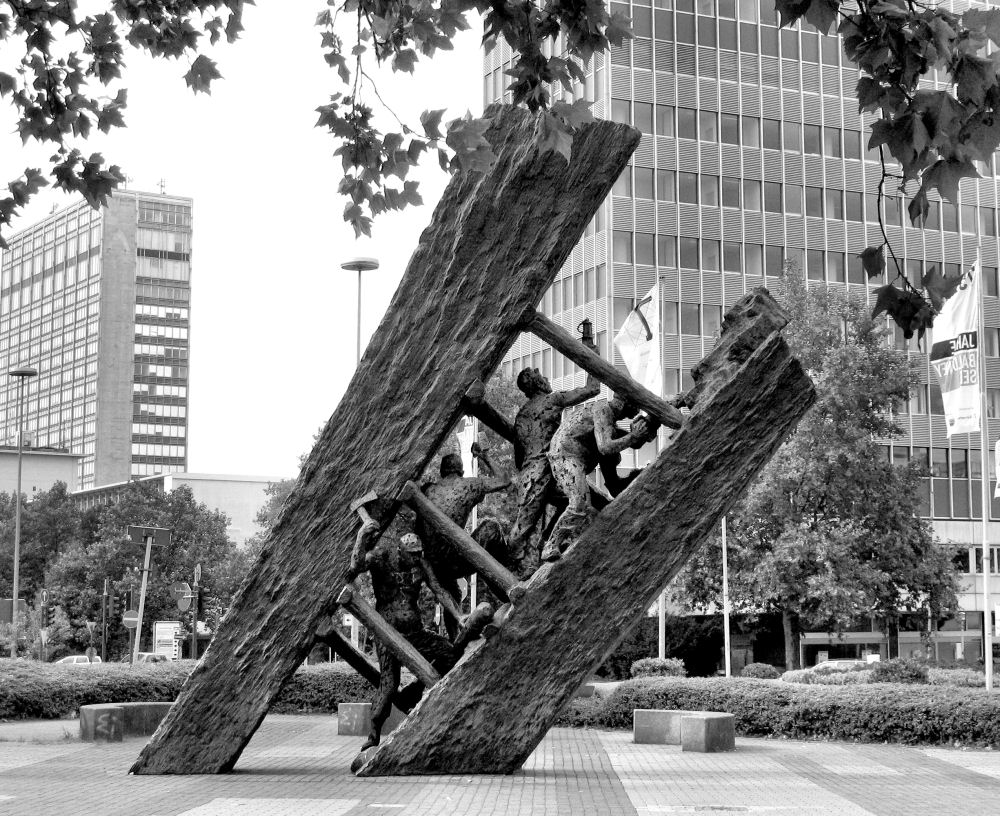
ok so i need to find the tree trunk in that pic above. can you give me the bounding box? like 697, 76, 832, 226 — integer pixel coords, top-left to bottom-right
129, 105, 641, 775
886, 612, 900, 659
782, 609, 801, 670
356, 290, 815, 776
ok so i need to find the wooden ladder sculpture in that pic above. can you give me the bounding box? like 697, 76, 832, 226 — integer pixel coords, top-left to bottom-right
130, 105, 815, 776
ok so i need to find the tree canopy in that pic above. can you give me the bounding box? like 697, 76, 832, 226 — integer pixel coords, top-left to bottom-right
671, 269, 960, 669
3, 0, 1000, 329
0, 480, 248, 659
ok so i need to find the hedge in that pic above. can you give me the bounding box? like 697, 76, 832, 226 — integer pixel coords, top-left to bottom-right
554, 677, 1000, 747
630, 657, 686, 678
0, 659, 373, 720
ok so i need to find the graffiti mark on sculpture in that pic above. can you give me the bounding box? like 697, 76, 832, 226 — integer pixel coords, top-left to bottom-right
95, 711, 121, 741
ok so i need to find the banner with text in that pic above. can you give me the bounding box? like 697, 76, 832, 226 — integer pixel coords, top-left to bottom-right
614, 284, 662, 396
930, 260, 982, 437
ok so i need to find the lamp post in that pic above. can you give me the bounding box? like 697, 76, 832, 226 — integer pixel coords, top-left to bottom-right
8, 364, 38, 658
340, 257, 379, 648
340, 257, 380, 363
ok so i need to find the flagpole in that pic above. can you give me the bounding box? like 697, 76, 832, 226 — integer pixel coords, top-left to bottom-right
721, 516, 732, 678
978, 249, 994, 691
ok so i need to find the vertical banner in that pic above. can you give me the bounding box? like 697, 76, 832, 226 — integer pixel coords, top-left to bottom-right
613, 284, 662, 395
995, 439, 1000, 500
929, 261, 981, 437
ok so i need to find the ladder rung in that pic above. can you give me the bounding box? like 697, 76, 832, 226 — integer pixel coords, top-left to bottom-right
400, 481, 520, 601
337, 584, 441, 688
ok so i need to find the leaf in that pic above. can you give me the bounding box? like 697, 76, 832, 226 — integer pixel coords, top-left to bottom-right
921, 264, 963, 312
183, 55, 222, 94
605, 11, 633, 46
392, 49, 417, 73
0, 72, 15, 96
921, 158, 978, 204
858, 245, 886, 280
955, 55, 997, 108
551, 99, 593, 131
856, 77, 884, 114
963, 8, 1000, 48
420, 108, 446, 139
907, 188, 929, 225
538, 110, 573, 161
871, 285, 931, 339
803, 0, 839, 35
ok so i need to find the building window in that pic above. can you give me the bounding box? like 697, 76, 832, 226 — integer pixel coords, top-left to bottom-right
679, 172, 699, 204
656, 104, 675, 136
613, 231, 633, 263
806, 187, 823, 218
681, 303, 701, 334
635, 167, 655, 199
678, 107, 698, 139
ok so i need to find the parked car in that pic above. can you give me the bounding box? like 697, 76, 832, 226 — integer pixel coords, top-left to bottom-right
55, 655, 102, 665
807, 659, 868, 673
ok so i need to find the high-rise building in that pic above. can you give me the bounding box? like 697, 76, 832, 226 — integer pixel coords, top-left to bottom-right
0, 191, 192, 489
486, 1, 1000, 663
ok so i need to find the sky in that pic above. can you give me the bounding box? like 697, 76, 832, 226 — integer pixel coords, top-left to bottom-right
0, 2, 484, 479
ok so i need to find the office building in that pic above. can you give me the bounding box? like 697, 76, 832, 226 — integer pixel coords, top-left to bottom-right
487, 0, 1000, 663
0, 191, 192, 489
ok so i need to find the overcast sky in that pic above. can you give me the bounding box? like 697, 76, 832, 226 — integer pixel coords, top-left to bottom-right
0, 3, 484, 479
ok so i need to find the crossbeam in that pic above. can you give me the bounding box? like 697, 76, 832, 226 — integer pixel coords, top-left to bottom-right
337, 585, 441, 688
401, 481, 519, 600
520, 309, 684, 429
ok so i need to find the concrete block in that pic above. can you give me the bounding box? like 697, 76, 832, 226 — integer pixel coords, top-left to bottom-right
575, 683, 595, 698
80, 704, 124, 742
633, 709, 683, 745
120, 702, 173, 736
337, 702, 406, 737
681, 712, 736, 753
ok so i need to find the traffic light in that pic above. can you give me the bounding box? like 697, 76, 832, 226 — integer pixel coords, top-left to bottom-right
197, 586, 206, 612
42, 604, 54, 628
109, 594, 121, 618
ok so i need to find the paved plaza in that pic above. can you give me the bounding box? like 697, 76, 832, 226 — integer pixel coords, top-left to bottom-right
2, 715, 1000, 815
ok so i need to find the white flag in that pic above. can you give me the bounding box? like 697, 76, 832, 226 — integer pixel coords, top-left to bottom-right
994, 439, 1000, 500
930, 259, 981, 437
614, 285, 662, 396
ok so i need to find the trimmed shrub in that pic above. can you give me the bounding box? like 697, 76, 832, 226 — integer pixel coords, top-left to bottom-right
740, 663, 780, 680
589, 676, 1000, 746
630, 657, 686, 678
0, 658, 372, 720
869, 658, 929, 684
781, 668, 873, 685
780, 669, 814, 684
928, 668, 985, 688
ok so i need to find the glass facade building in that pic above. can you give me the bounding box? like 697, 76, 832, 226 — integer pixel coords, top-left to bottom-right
487, 0, 1000, 658
0, 191, 192, 489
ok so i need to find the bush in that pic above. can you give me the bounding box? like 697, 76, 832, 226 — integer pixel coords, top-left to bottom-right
630, 657, 686, 678
781, 668, 873, 685
0, 658, 373, 720
740, 663, 780, 680
928, 667, 985, 688
588, 676, 1000, 746
869, 658, 929, 684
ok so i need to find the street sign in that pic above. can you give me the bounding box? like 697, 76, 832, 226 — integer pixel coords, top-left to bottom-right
85, 621, 96, 634
169, 582, 189, 601
123, 609, 140, 629
127, 526, 171, 547
177, 594, 192, 612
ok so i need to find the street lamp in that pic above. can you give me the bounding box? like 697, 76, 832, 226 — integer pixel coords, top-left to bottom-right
339, 257, 379, 649
8, 364, 37, 658
340, 257, 380, 364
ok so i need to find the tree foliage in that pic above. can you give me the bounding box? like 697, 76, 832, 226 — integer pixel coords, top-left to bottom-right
671, 269, 960, 669
0, 480, 247, 659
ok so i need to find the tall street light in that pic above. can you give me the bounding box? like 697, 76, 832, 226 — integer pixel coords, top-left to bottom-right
340, 257, 379, 649
340, 257, 380, 363
8, 364, 37, 658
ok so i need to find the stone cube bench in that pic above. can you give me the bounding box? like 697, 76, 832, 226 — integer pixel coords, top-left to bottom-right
633, 708, 735, 753
337, 702, 406, 737
79, 702, 174, 742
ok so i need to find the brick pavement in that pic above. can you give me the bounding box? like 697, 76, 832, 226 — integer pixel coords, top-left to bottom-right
2, 716, 1000, 815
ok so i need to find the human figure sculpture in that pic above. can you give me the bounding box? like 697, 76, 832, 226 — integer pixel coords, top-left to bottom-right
349, 522, 491, 756
420, 443, 511, 637
507, 365, 599, 573
543, 396, 657, 561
